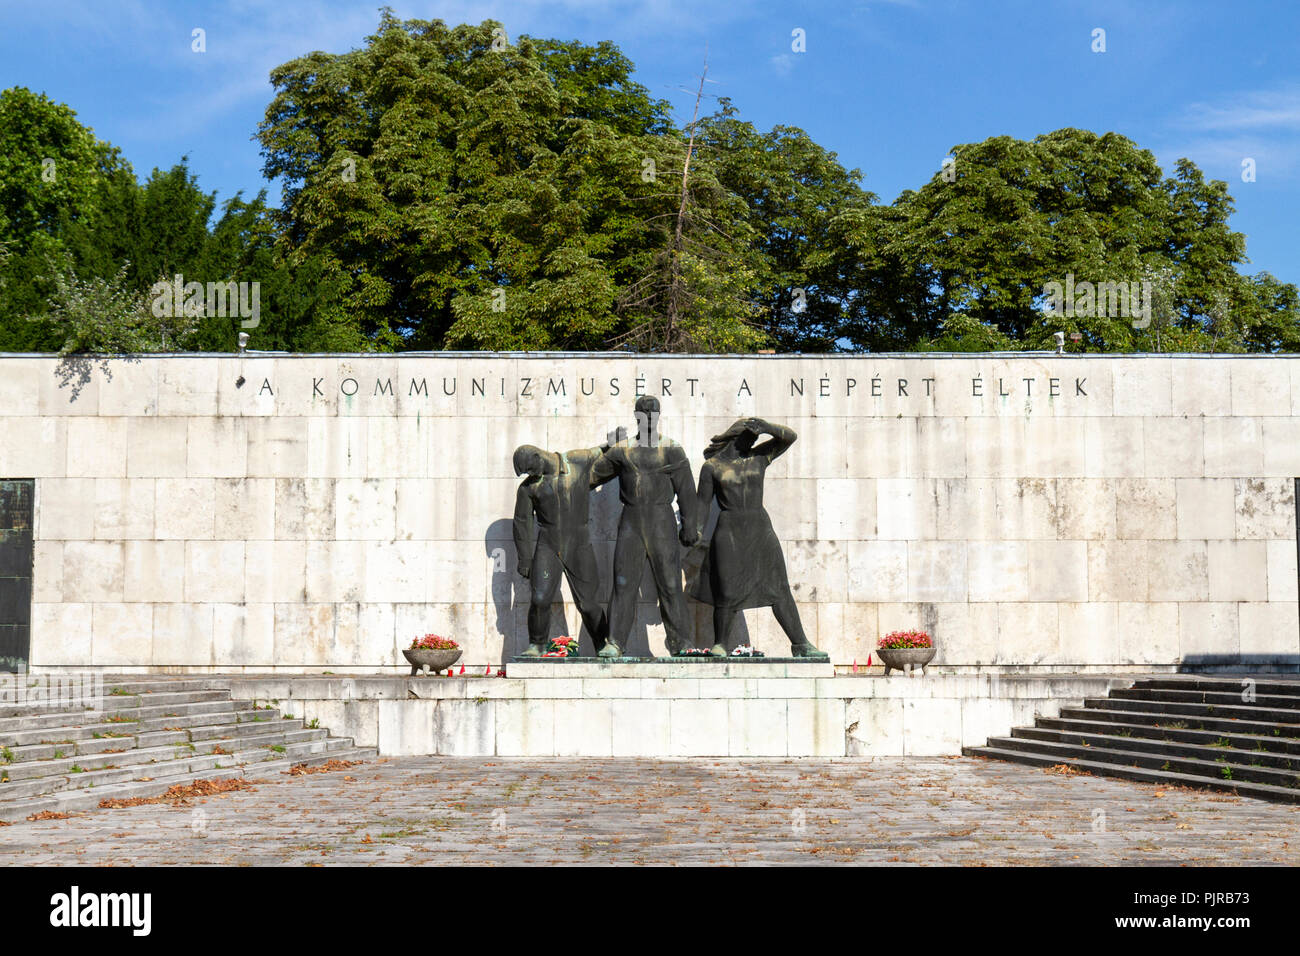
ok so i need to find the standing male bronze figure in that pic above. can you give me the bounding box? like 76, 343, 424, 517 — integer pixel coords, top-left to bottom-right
512, 444, 611, 657
590, 396, 700, 658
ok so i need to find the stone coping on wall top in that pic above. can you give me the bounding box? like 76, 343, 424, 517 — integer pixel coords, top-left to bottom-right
4, 351, 1298, 361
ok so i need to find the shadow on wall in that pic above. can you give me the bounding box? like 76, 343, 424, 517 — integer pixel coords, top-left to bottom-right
1179, 654, 1300, 674
54, 355, 141, 402
485, 518, 534, 664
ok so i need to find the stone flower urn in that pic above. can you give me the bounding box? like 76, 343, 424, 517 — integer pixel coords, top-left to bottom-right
878, 646, 936, 677
403, 647, 462, 676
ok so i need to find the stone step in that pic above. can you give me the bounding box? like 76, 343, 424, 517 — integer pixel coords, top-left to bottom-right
1033, 715, 1300, 757
0, 675, 371, 821
122, 707, 283, 736
0, 729, 357, 805
0, 745, 376, 823
4, 733, 144, 764
964, 745, 1300, 804
226, 736, 338, 766
0, 697, 253, 735
1060, 705, 1300, 740
973, 676, 1300, 804
0, 749, 237, 802
1133, 676, 1300, 697
101, 678, 227, 695
199, 728, 327, 754
0, 706, 280, 748
984, 737, 1298, 789
3, 740, 220, 781
1007, 728, 1300, 774
187, 715, 297, 741
1079, 697, 1300, 728
1110, 687, 1300, 709
3, 715, 300, 766
0, 689, 233, 721
1, 726, 329, 783
134, 730, 194, 749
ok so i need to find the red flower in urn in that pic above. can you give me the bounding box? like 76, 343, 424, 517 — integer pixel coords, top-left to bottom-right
877, 630, 932, 650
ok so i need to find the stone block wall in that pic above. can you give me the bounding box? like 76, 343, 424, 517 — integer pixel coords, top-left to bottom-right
9, 353, 1299, 672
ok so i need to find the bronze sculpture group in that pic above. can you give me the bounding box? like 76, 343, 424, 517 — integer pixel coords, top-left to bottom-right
512, 396, 828, 660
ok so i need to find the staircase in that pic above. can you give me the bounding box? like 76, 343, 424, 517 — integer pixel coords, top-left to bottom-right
965, 675, 1300, 803
0, 675, 374, 822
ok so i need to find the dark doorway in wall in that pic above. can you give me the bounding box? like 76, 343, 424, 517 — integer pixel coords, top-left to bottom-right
0, 480, 34, 673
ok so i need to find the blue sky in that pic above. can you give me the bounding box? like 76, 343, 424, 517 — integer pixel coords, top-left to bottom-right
3, 0, 1298, 281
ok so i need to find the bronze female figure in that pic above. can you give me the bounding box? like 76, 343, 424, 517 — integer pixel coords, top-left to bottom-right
692, 418, 828, 659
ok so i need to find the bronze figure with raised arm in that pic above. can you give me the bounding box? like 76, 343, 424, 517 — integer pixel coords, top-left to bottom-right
693, 417, 829, 659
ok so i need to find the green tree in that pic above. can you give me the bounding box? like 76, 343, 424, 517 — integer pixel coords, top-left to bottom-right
258, 14, 765, 352
1231, 271, 1300, 353
883, 129, 1260, 352
610, 79, 768, 353
694, 103, 882, 351
0, 87, 129, 349
0, 87, 124, 251
33, 255, 196, 352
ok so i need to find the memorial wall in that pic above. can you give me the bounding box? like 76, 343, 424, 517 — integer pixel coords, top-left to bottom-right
8, 352, 1299, 673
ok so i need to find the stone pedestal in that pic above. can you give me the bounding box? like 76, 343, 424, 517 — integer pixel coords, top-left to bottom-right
215, 671, 1135, 759
507, 658, 835, 679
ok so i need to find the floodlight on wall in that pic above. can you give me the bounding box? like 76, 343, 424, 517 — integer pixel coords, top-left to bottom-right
238, 332, 249, 354
1053, 331, 1065, 354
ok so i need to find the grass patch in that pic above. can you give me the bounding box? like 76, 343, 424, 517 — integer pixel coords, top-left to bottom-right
378, 828, 424, 839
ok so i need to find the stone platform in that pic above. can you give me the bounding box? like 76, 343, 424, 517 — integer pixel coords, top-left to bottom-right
205, 670, 1138, 759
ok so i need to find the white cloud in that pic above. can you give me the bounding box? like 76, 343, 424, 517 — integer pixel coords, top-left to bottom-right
1156, 83, 1300, 181
769, 53, 794, 76
1179, 85, 1300, 132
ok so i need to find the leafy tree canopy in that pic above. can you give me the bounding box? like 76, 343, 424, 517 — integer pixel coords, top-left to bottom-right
1, 19, 1298, 357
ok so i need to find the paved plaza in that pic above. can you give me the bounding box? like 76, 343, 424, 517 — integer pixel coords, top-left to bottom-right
1, 756, 1296, 866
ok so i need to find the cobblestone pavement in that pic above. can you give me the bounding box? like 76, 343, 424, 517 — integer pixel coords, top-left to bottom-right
1, 756, 1296, 866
